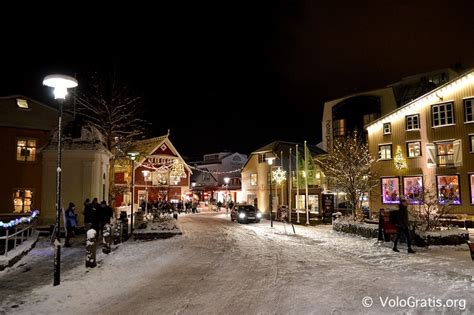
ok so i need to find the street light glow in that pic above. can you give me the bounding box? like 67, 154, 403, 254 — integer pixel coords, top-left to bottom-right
43, 74, 78, 100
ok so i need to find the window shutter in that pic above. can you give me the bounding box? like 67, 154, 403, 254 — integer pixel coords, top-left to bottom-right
426, 143, 436, 168
453, 140, 462, 167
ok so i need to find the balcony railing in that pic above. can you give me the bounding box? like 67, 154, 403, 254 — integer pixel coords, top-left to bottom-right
437, 154, 454, 166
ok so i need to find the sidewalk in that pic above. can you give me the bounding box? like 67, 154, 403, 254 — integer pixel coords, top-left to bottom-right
0, 234, 107, 310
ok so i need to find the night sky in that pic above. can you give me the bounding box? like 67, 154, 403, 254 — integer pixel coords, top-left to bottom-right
1, 1, 474, 159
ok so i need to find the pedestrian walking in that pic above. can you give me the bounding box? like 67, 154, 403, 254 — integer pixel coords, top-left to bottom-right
393, 198, 415, 254
64, 202, 77, 247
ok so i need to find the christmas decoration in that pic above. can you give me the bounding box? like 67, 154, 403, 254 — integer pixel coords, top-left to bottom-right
272, 167, 287, 185
0, 210, 39, 229
394, 145, 407, 171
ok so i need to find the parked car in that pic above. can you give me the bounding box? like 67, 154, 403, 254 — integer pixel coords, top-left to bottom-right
231, 204, 262, 223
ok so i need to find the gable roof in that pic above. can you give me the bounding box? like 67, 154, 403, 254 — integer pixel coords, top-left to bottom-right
129, 133, 192, 174
242, 140, 326, 169
0, 95, 71, 131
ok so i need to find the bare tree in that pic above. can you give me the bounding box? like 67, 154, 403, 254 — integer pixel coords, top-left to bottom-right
74, 71, 149, 205
74, 71, 148, 152
316, 132, 378, 219
409, 185, 452, 231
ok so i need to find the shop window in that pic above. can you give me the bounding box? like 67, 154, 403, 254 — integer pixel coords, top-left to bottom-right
436, 175, 461, 204
403, 176, 423, 204
381, 177, 400, 204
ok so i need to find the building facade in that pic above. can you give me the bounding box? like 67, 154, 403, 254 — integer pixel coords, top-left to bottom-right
190, 152, 247, 203
241, 141, 325, 215
113, 134, 191, 209
366, 70, 474, 217
0, 96, 61, 221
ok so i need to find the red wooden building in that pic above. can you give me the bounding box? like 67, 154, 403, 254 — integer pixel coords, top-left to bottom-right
114, 133, 192, 208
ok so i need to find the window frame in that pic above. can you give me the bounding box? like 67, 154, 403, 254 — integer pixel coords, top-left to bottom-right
464, 98, 474, 123
381, 177, 400, 204
405, 114, 420, 131
431, 102, 455, 127
378, 144, 393, 160
383, 122, 391, 135
402, 176, 423, 204
436, 174, 461, 205
406, 141, 422, 158
469, 174, 474, 205
12, 188, 34, 213
470, 135, 474, 153
250, 173, 258, 186
16, 138, 37, 162
436, 141, 455, 166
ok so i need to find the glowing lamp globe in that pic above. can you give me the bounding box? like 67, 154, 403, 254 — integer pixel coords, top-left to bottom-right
43, 74, 78, 99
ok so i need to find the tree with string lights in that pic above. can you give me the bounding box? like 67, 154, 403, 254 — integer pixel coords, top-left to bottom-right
316, 131, 378, 219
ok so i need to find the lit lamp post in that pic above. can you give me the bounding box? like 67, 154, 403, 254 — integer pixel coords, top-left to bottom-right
127, 152, 139, 236
265, 153, 276, 227
43, 74, 78, 286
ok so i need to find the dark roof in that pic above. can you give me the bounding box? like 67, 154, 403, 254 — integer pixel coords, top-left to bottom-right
242, 140, 326, 169
0, 95, 69, 131
127, 134, 168, 155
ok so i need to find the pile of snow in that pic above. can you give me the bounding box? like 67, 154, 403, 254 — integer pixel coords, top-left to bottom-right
133, 215, 181, 239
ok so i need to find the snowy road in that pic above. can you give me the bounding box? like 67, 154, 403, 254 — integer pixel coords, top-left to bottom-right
1, 213, 473, 314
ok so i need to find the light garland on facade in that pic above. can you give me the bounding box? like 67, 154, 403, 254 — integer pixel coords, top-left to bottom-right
0, 210, 40, 229
188, 165, 242, 175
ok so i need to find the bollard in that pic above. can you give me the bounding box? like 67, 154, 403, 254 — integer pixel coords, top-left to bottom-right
102, 223, 112, 254
86, 229, 97, 268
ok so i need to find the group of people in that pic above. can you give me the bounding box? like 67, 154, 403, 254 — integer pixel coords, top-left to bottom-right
63, 198, 114, 247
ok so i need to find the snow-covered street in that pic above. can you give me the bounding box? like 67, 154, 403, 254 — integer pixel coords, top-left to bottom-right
1, 212, 473, 314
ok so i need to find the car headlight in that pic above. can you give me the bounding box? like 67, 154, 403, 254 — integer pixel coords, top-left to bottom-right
256, 213, 262, 218
238, 213, 246, 219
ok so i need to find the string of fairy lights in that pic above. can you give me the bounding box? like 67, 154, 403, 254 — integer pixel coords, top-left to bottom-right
0, 210, 40, 229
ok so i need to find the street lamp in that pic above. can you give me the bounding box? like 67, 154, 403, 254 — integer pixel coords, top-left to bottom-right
43, 74, 78, 286
265, 153, 276, 228
127, 152, 139, 236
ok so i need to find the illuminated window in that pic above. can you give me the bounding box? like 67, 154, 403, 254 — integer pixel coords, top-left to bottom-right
381, 177, 400, 204
16, 139, 36, 162
295, 195, 305, 209
432, 102, 454, 127
378, 144, 392, 159
403, 176, 423, 204
383, 123, 391, 135
470, 135, 474, 153
250, 173, 257, 186
465, 98, 474, 123
333, 119, 346, 137
308, 195, 319, 214
436, 142, 454, 166
407, 141, 421, 157
405, 114, 420, 130
436, 175, 460, 204
13, 189, 33, 213
16, 98, 29, 109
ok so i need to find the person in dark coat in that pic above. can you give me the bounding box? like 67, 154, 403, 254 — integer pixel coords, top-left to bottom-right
99, 200, 113, 228
84, 198, 100, 233
64, 202, 77, 247
393, 198, 415, 253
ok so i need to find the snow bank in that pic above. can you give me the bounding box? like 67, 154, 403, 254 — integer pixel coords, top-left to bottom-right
133, 216, 182, 240
332, 218, 379, 238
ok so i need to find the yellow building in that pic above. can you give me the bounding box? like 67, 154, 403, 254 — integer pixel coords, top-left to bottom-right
366, 70, 474, 217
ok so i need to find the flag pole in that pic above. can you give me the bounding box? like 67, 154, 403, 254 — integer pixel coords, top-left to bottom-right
288, 148, 292, 223
280, 151, 284, 211
296, 144, 300, 223
304, 140, 309, 225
